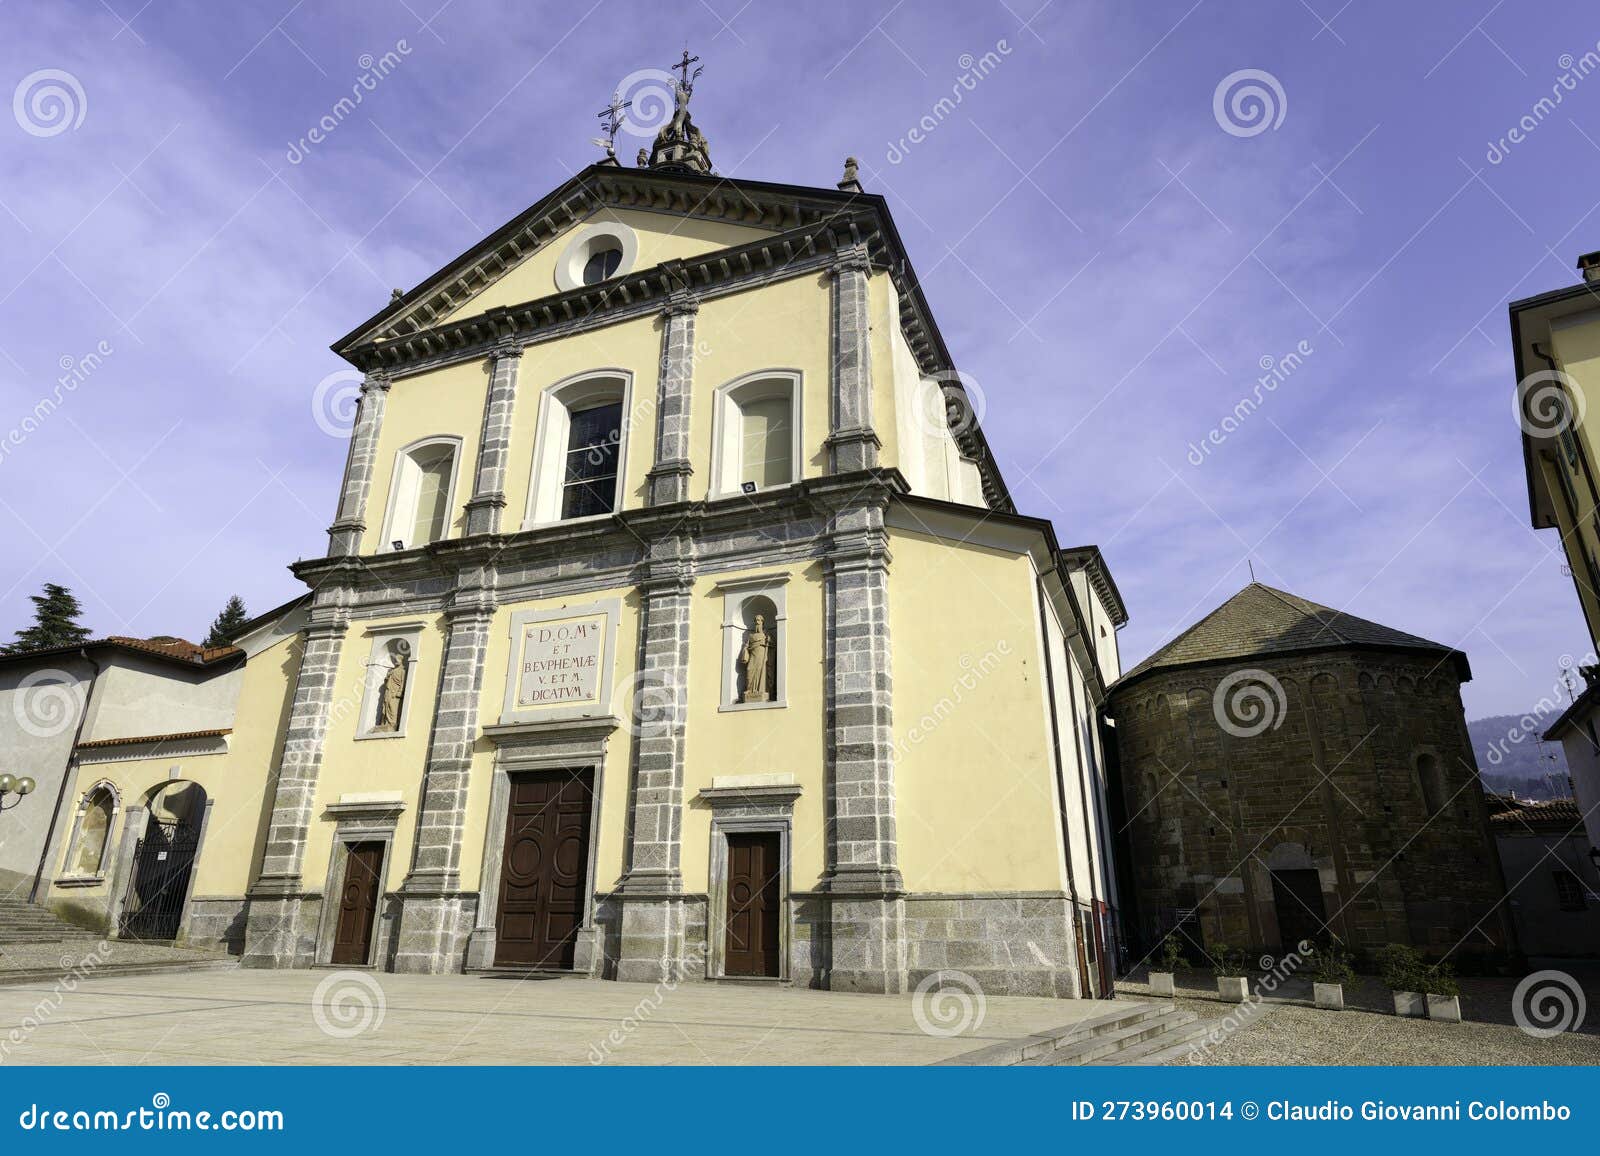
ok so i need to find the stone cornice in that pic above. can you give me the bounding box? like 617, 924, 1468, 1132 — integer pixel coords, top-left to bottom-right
288, 470, 909, 612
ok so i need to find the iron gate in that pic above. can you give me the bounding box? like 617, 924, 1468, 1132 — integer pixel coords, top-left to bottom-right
119, 818, 199, 941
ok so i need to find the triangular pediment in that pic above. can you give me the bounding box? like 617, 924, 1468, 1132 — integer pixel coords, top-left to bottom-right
332, 165, 867, 355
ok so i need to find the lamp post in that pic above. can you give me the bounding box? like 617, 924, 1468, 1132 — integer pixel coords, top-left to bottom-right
0, 774, 36, 813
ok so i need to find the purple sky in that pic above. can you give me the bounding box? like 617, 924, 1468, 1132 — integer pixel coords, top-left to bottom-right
2, 0, 1595, 719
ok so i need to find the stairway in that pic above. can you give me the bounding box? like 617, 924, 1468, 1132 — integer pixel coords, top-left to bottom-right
0, 896, 98, 945
938, 999, 1210, 1066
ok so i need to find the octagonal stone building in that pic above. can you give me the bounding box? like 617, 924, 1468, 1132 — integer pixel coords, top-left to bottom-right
1105, 584, 1515, 967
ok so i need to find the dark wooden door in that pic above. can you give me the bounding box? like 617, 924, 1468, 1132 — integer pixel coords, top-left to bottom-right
1270, 869, 1328, 951
330, 842, 385, 965
494, 770, 594, 968
724, 832, 781, 977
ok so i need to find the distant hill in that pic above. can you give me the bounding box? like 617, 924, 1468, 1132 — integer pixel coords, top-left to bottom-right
1468, 714, 1572, 801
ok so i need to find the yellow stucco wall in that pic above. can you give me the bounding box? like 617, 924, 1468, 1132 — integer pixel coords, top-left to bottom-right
45, 632, 300, 915
441, 209, 776, 324
888, 529, 1065, 893
1545, 318, 1600, 647
361, 358, 489, 555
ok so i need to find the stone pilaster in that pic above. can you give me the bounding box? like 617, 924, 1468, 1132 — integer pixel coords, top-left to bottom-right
826, 246, 881, 473
327, 372, 391, 556
241, 612, 350, 968
464, 345, 521, 536
392, 587, 495, 974
616, 545, 696, 982
823, 502, 907, 993
644, 293, 698, 506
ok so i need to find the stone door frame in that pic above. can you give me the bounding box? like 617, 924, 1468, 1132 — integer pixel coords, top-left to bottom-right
699, 780, 801, 982
313, 796, 405, 968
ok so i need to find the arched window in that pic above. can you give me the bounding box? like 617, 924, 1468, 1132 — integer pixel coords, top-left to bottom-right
69, 784, 117, 877
1416, 752, 1446, 816
526, 372, 632, 525
381, 437, 460, 550
711, 373, 801, 498
582, 247, 623, 285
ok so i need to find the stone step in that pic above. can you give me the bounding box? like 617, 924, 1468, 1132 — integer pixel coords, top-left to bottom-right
1089, 1016, 1219, 1065
0, 959, 236, 987
937, 1001, 1177, 1066
1026, 1007, 1198, 1066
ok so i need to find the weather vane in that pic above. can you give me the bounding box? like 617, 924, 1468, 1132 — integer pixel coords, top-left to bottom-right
593, 90, 632, 159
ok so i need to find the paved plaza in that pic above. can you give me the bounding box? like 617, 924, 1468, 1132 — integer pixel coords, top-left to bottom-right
0, 967, 1112, 1066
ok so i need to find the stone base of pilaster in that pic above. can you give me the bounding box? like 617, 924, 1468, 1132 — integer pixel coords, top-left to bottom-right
239, 892, 316, 969
463, 493, 505, 537
390, 889, 472, 975
325, 518, 365, 557
825, 429, 882, 473
645, 461, 692, 506
827, 894, 909, 994
903, 895, 1080, 999
614, 893, 705, 984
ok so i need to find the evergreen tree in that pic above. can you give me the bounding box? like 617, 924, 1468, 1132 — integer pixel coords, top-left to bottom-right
202, 594, 249, 648
5, 582, 92, 654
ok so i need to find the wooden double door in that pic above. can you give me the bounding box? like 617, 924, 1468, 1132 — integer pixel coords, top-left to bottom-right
331, 842, 385, 965
724, 832, 782, 977
494, 769, 595, 969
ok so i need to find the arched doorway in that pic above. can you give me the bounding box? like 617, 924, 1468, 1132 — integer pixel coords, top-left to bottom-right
120, 781, 207, 941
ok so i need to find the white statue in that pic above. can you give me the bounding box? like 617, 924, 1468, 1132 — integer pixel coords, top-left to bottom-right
739, 614, 773, 702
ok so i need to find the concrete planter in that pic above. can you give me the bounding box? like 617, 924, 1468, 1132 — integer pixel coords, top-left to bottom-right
1150, 970, 1176, 997
1313, 981, 1345, 1011
1391, 990, 1425, 1018
1217, 975, 1249, 1003
1426, 994, 1462, 1023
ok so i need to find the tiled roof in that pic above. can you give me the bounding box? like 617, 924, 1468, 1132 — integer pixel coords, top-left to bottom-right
1114, 583, 1467, 689
103, 635, 240, 664
1487, 794, 1586, 832
0, 634, 242, 670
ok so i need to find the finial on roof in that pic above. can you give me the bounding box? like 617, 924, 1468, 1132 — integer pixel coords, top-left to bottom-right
390, 288, 404, 302
838, 156, 862, 193
647, 49, 712, 174
593, 90, 629, 166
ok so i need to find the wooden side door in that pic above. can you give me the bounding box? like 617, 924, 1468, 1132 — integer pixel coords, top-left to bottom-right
330, 842, 384, 965
724, 832, 782, 977
494, 770, 594, 968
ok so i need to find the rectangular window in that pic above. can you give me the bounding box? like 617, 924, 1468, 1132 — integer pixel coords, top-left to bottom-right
740, 395, 793, 489
561, 402, 623, 519
1554, 868, 1586, 912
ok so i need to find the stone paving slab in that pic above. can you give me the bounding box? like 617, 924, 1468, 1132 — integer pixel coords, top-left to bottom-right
0, 970, 1113, 1066
0, 938, 227, 974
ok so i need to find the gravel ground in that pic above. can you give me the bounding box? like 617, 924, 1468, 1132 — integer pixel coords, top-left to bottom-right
1158, 996, 1600, 1065
1118, 964, 1600, 1065
0, 938, 227, 973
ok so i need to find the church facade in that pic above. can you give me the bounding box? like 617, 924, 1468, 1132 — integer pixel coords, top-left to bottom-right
37, 81, 1127, 998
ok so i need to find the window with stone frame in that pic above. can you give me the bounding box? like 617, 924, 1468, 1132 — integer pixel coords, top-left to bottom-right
1415, 752, 1447, 816
711, 373, 801, 497
382, 437, 460, 550
561, 402, 623, 519
71, 785, 116, 877
1554, 868, 1587, 912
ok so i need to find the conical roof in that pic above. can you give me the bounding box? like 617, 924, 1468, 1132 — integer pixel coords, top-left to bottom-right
1113, 583, 1468, 689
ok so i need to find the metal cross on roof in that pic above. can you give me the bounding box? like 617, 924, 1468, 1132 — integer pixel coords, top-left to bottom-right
672, 47, 702, 92
593, 91, 632, 156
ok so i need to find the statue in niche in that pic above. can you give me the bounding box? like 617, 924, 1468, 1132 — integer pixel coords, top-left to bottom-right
374, 640, 411, 732
739, 614, 774, 703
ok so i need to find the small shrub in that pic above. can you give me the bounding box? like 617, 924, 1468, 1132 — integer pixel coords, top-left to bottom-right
1419, 963, 1459, 998
1309, 943, 1355, 986
1375, 943, 1423, 991
1155, 934, 1187, 973
1210, 943, 1247, 978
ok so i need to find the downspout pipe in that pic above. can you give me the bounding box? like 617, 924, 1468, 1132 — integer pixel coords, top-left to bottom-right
29, 648, 101, 905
